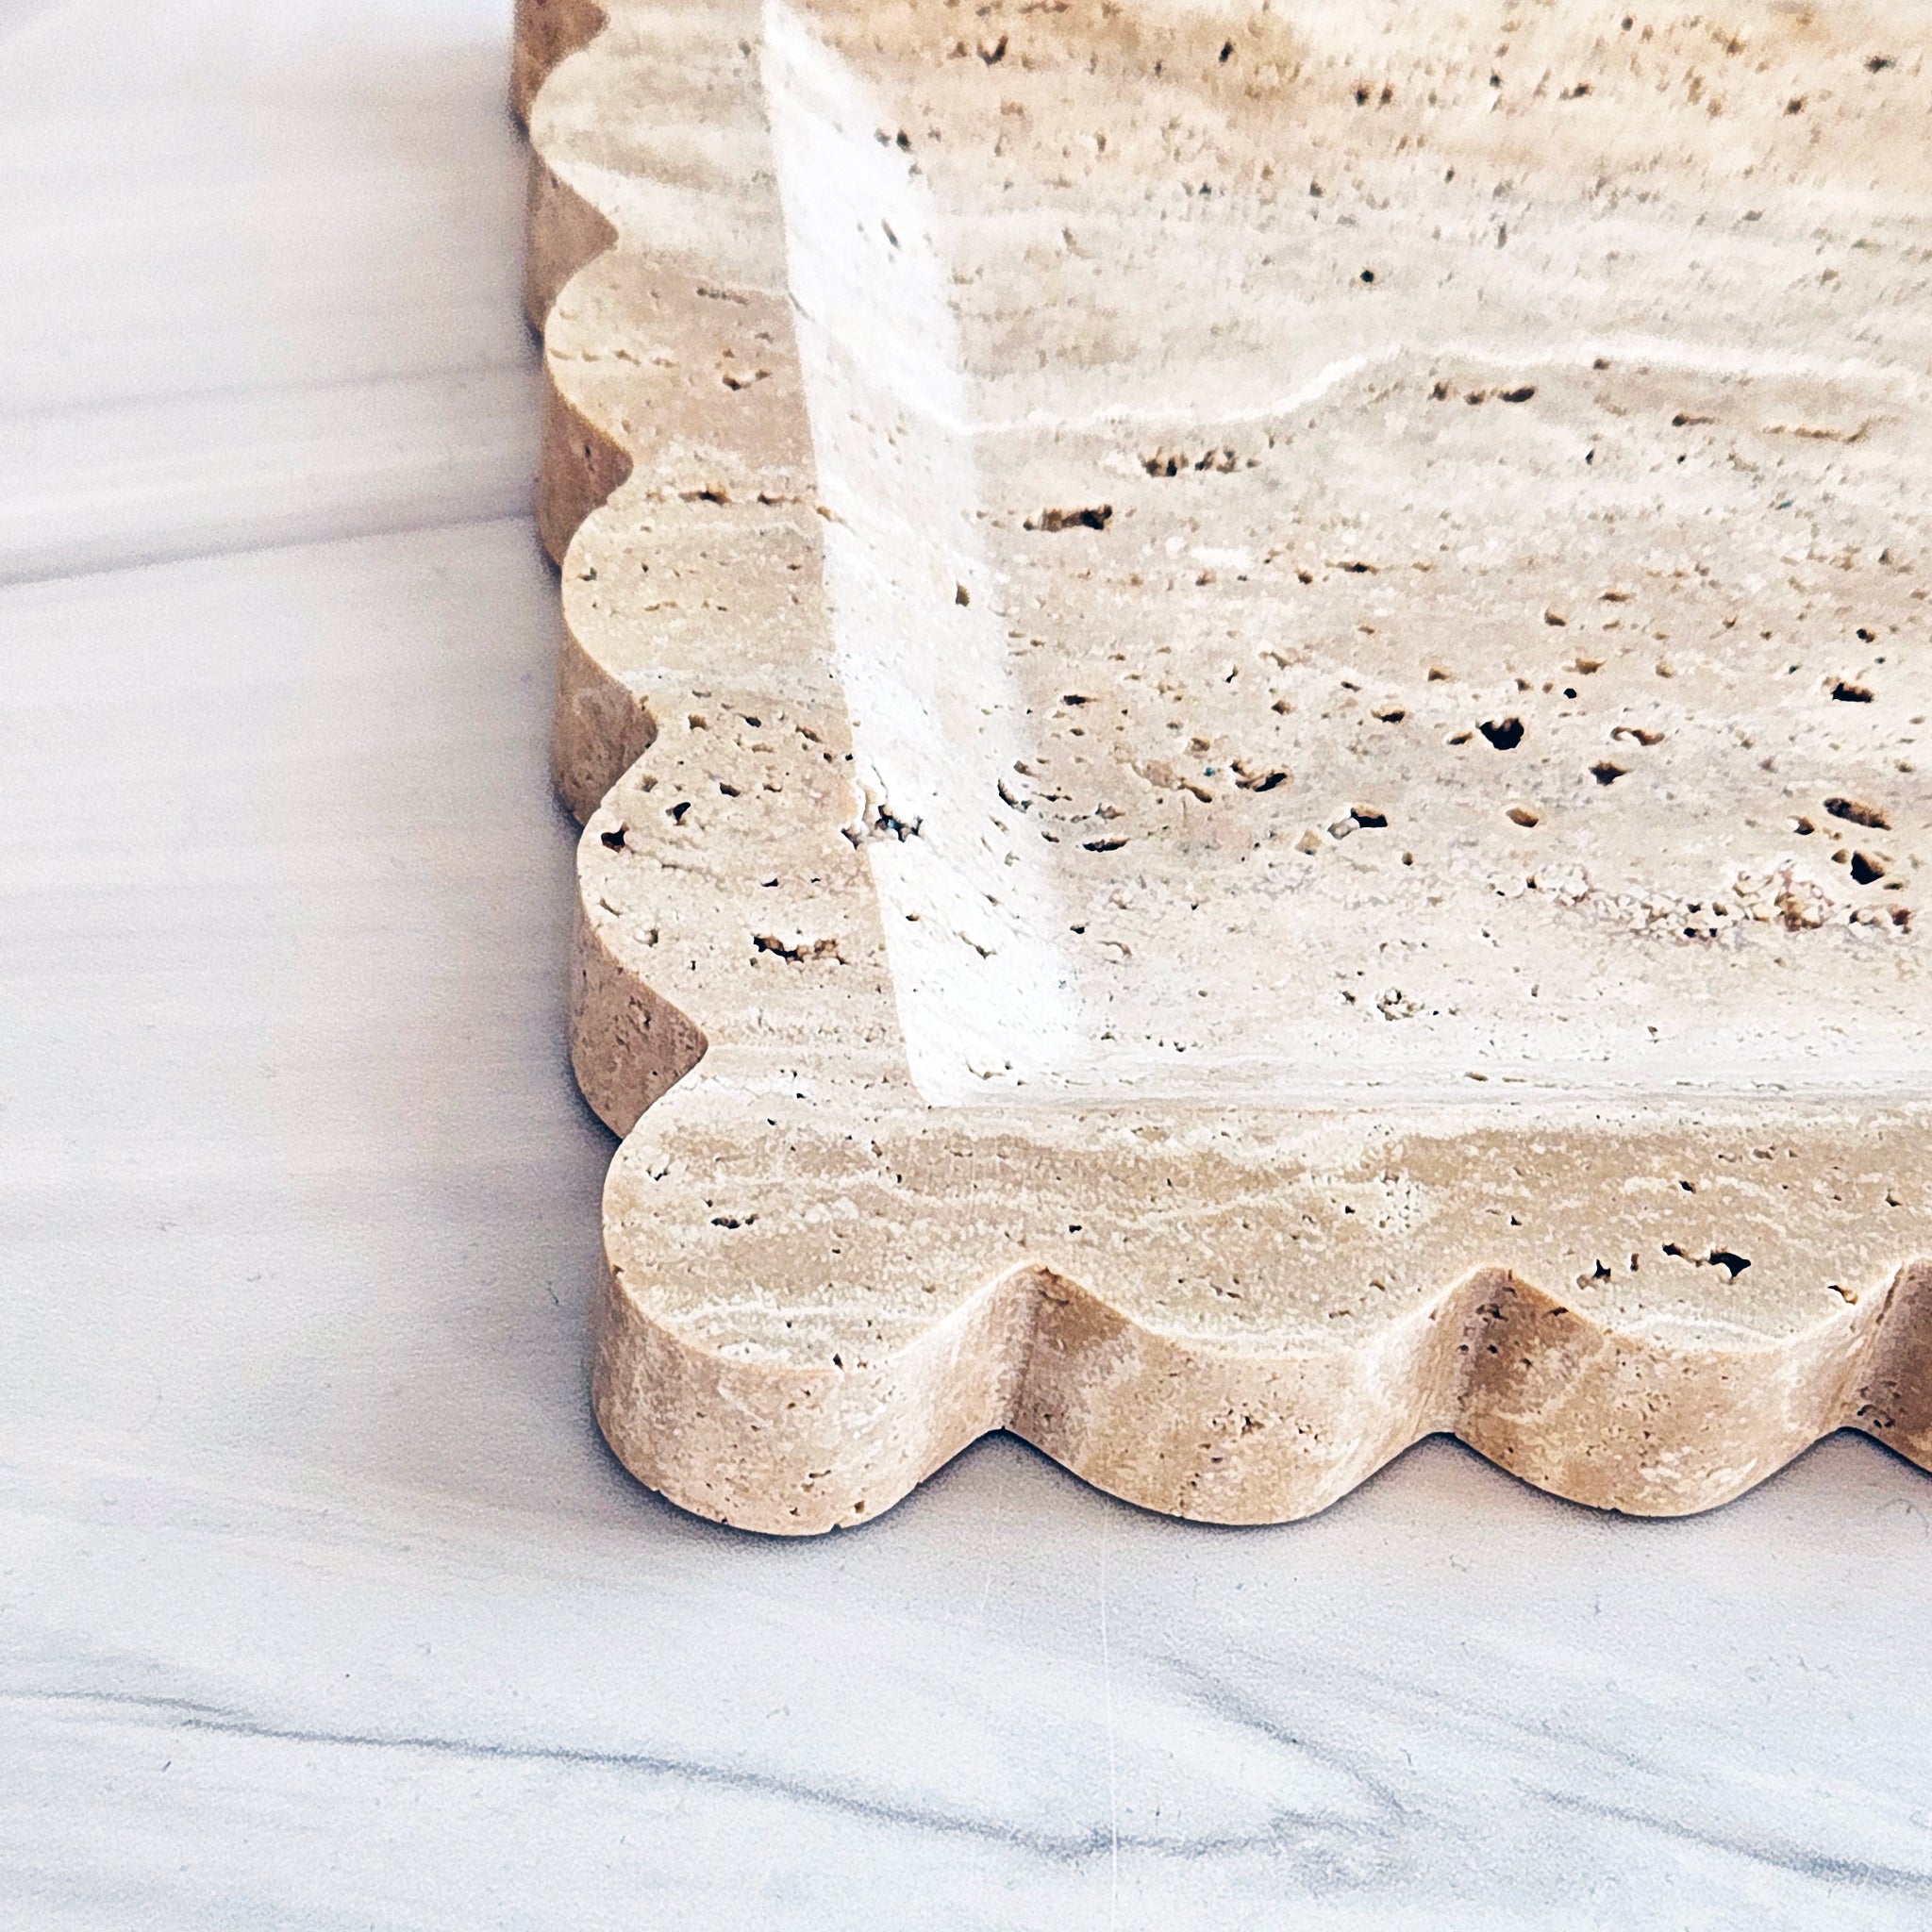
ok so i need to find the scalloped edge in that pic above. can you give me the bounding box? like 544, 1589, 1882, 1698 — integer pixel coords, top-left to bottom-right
514, 0, 1932, 1531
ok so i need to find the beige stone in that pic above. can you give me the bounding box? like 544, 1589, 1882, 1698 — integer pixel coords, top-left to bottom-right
515, 0, 1932, 1532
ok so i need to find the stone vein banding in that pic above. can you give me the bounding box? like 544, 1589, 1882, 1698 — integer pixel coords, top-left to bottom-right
514, 0, 1932, 1532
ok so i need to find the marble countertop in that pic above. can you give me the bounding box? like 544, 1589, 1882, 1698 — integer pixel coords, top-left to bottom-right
3, 3, 1929, 1924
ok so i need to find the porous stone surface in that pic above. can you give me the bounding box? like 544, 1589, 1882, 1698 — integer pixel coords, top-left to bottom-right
516, 0, 1932, 1532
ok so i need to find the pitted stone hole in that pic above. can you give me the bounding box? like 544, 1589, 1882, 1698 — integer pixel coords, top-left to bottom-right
1234, 762, 1290, 792
753, 933, 842, 963
1478, 717, 1525, 750
600, 826, 627, 850
1832, 680, 1875, 703
1824, 796, 1890, 829
868, 800, 922, 841
1663, 1243, 1752, 1277
1025, 504, 1112, 531
1142, 445, 1243, 475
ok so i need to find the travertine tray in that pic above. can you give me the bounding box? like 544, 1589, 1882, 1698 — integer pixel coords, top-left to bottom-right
515, 0, 1932, 1532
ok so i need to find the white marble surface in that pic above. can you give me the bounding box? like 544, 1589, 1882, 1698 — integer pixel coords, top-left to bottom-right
4, 2, 1932, 1924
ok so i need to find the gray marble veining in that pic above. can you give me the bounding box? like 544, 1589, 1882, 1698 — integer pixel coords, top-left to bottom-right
3, 1, 1931, 1924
